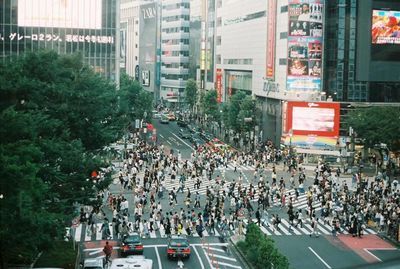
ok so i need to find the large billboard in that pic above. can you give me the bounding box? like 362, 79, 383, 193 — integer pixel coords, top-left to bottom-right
287, 0, 324, 91
357, 0, 400, 81
372, 9, 400, 44
216, 68, 223, 103
266, 0, 277, 79
18, 0, 102, 29
139, 3, 157, 92
285, 101, 340, 138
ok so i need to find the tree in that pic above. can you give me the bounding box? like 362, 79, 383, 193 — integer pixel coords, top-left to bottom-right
201, 89, 220, 123
346, 106, 400, 150
0, 51, 128, 265
184, 79, 198, 112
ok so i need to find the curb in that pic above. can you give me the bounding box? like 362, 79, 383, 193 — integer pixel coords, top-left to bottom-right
229, 237, 254, 269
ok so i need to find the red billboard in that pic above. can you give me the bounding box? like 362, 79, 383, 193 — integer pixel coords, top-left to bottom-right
266, 0, 277, 79
285, 101, 340, 137
216, 68, 223, 103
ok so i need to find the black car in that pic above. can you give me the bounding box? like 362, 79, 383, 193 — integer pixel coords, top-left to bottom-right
167, 235, 191, 260
177, 119, 188, 127
179, 129, 191, 139
120, 233, 144, 256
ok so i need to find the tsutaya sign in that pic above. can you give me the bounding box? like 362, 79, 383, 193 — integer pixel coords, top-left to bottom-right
142, 6, 156, 20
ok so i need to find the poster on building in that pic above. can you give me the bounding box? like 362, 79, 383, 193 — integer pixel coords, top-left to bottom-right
216, 68, 223, 103
142, 70, 150, 87
266, 0, 277, 79
287, 0, 324, 91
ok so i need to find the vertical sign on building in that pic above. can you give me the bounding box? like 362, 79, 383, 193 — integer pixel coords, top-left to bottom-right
120, 22, 127, 69
266, 0, 277, 79
216, 68, 223, 103
287, 0, 324, 92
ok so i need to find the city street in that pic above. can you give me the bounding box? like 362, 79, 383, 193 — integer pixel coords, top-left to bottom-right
71, 120, 399, 269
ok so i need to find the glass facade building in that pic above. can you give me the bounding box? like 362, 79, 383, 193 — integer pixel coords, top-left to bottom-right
160, 0, 190, 104
0, 0, 118, 79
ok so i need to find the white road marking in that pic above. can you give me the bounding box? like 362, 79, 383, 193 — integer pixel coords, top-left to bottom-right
202, 246, 226, 253
216, 261, 242, 269
172, 133, 194, 150
159, 134, 165, 139
193, 246, 206, 269
363, 248, 382, 262
155, 246, 163, 269
308, 247, 332, 269
74, 224, 82, 242
212, 253, 237, 262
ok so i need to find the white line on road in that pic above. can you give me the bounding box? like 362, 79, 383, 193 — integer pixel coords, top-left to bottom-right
172, 133, 194, 150
193, 245, 206, 269
155, 246, 163, 269
166, 140, 172, 145
363, 248, 382, 262
308, 247, 332, 269
159, 134, 164, 139
143, 242, 228, 248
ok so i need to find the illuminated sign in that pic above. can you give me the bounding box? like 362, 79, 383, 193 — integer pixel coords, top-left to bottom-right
372, 10, 400, 44
18, 0, 102, 30
0, 32, 114, 44
216, 68, 223, 103
285, 101, 340, 137
266, 0, 277, 79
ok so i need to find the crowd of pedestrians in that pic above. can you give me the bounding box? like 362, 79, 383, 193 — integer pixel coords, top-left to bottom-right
77, 131, 399, 242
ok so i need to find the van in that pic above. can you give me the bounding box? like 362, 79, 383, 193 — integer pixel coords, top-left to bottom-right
110, 256, 153, 269
82, 258, 104, 269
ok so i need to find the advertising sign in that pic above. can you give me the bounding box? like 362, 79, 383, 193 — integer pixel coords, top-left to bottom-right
216, 68, 223, 103
372, 10, 400, 44
18, 0, 102, 29
142, 71, 150, 87
120, 23, 127, 69
285, 101, 340, 137
266, 0, 277, 79
287, 0, 324, 91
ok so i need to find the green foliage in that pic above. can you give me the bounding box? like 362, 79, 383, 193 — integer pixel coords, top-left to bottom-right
238, 223, 290, 269
201, 89, 221, 123
0, 51, 134, 265
346, 106, 400, 150
119, 73, 153, 125
35, 241, 76, 269
185, 79, 198, 110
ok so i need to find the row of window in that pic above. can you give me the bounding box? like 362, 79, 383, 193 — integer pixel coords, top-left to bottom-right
163, 15, 190, 22
162, 63, 189, 69
162, 27, 189, 33
162, 74, 189, 80
163, 2, 189, 10
223, 58, 253, 65
162, 39, 189, 45
162, 51, 189, 57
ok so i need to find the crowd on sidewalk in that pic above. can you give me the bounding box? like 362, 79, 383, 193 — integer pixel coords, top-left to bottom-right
77, 132, 399, 242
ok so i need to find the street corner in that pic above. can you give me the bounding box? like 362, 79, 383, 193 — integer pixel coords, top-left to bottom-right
81, 240, 120, 260
336, 234, 398, 263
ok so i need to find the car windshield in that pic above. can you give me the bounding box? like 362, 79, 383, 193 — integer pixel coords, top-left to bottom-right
125, 235, 140, 243
170, 239, 189, 247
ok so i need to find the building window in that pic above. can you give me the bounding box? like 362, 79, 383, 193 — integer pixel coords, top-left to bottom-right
216, 55, 221, 64
217, 17, 222, 27
279, 58, 287, 65
280, 32, 287, 39
135, 44, 138, 48
216, 36, 221, 46
135, 56, 138, 61
281, 5, 288, 13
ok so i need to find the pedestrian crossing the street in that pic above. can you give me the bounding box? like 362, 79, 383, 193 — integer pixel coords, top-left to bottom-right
241, 218, 378, 237
69, 216, 378, 242
69, 221, 222, 242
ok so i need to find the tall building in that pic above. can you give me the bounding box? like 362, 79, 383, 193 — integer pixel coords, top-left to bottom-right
160, 0, 190, 106
0, 0, 119, 80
